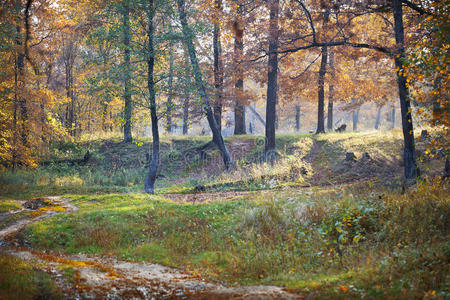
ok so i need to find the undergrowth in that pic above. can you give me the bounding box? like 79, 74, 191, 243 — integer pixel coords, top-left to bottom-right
24, 177, 449, 299
0, 131, 421, 197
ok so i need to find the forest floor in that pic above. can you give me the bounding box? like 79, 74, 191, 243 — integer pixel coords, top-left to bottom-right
0, 197, 297, 299
0, 131, 448, 299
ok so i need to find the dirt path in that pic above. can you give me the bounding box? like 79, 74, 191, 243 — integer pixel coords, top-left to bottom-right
0, 197, 299, 299
163, 190, 257, 204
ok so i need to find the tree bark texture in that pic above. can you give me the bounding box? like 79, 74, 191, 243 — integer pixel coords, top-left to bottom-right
295, 105, 300, 132
391, 105, 396, 128
316, 12, 329, 134
264, 0, 279, 161
166, 51, 174, 133
327, 50, 334, 131
392, 0, 419, 179
213, 0, 223, 132
122, 0, 133, 143
375, 105, 382, 130
352, 109, 359, 131
144, 0, 160, 194
233, 5, 246, 135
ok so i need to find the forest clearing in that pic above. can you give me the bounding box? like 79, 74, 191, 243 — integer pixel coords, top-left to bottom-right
0, 0, 449, 299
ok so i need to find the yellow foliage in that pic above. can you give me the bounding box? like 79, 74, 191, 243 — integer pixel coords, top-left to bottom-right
38, 206, 66, 212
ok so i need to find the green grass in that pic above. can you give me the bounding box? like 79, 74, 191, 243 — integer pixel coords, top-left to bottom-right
0, 254, 62, 300
1, 130, 442, 197
0, 198, 23, 212
23, 177, 449, 298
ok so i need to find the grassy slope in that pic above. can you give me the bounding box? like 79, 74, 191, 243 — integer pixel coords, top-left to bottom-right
1, 131, 448, 299
0, 130, 417, 197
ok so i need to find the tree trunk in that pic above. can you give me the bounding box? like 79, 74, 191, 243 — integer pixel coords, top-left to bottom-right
182, 94, 189, 135
248, 104, 265, 126
316, 45, 327, 134
11, 1, 32, 168
18, 1, 31, 145
70, 69, 75, 136
144, 0, 160, 194
392, 0, 419, 179
64, 41, 76, 136
109, 111, 113, 131
12, 31, 22, 169
390, 105, 395, 128
177, 0, 232, 169
264, 0, 279, 161
87, 100, 91, 132
182, 50, 192, 135
18, 54, 27, 144
123, 0, 133, 143
65, 60, 71, 132
432, 76, 442, 124
375, 105, 382, 130
316, 13, 329, 134
102, 103, 107, 131
233, 5, 246, 135
166, 50, 174, 134
352, 109, 359, 131
327, 50, 334, 131
295, 105, 300, 132
213, 0, 223, 132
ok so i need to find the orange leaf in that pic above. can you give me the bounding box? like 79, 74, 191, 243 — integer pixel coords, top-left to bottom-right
338, 285, 348, 292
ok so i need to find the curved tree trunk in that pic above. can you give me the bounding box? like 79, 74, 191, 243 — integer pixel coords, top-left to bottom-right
392, 0, 419, 179
122, 0, 133, 143
177, 0, 232, 169
144, 0, 159, 194
264, 0, 279, 161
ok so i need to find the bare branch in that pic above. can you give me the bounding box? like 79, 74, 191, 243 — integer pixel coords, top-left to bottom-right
294, 0, 316, 43
401, 0, 434, 15
289, 54, 321, 79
